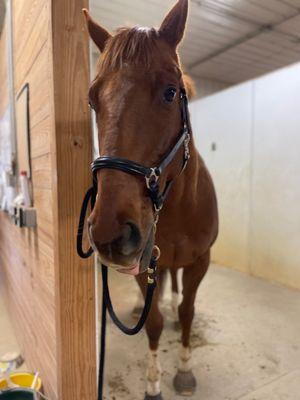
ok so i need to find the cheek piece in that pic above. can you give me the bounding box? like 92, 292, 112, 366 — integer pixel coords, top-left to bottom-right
76, 87, 191, 400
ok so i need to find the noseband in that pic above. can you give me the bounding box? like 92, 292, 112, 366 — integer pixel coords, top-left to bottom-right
76, 87, 191, 400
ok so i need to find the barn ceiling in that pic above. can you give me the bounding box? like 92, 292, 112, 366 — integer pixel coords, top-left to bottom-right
90, 0, 300, 96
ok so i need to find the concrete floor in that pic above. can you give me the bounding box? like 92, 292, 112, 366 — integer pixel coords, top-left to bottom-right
101, 264, 300, 400
1, 265, 300, 400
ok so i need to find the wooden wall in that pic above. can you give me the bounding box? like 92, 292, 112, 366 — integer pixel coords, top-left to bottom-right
0, 0, 57, 397
0, 1, 96, 399
51, 0, 97, 399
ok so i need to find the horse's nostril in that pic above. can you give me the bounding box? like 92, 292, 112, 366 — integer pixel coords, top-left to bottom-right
119, 222, 141, 256
89, 220, 142, 260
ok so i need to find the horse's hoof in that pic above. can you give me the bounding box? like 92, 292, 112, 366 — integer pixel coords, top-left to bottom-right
144, 392, 164, 400
173, 370, 197, 396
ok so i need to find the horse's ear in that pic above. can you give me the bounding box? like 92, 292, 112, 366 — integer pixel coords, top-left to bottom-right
159, 0, 188, 48
83, 9, 111, 52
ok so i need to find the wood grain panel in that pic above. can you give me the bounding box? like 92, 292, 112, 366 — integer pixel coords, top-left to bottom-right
0, 1, 58, 399
1, 2, 97, 399
31, 153, 52, 190
13, 0, 45, 59
34, 188, 53, 225
0, 213, 57, 397
23, 42, 52, 130
13, 0, 48, 92
51, 1, 97, 399
30, 116, 52, 157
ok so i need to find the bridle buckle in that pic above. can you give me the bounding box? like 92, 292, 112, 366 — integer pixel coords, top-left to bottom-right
154, 202, 163, 213
145, 168, 160, 190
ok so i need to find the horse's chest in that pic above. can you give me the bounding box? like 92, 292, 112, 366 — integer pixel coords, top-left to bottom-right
156, 229, 199, 268
156, 207, 215, 268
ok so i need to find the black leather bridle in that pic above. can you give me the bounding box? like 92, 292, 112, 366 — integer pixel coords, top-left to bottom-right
92, 87, 190, 211
76, 86, 191, 400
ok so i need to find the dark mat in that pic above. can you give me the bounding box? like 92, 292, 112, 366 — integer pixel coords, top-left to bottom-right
0, 389, 37, 400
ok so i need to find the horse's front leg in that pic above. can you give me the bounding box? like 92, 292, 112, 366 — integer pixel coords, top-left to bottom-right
173, 251, 210, 396
135, 273, 164, 400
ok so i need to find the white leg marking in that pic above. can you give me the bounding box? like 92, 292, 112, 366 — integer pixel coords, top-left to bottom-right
179, 345, 192, 372
146, 349, 162, 396
172, 292, 179, 322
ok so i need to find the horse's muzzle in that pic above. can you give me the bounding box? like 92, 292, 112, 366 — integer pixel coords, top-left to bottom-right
88, 219, 154, 275
88, 221, 143, 265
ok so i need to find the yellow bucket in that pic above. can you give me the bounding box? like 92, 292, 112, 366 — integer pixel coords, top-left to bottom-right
0, 372, 42, 391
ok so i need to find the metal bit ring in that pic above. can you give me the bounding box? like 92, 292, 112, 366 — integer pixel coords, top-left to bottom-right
152, 245, 161, 261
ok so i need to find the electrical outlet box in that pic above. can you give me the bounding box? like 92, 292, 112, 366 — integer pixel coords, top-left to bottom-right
12, 206, 36, 228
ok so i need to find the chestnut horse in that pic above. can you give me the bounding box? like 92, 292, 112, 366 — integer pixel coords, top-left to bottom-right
84, 0, 218, 398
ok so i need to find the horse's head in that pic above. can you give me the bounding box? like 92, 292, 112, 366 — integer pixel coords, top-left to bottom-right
85, 0, 192, 275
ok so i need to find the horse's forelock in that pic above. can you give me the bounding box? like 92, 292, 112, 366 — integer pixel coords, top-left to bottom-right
99, 27, 160, 72
90, 26, 190, 108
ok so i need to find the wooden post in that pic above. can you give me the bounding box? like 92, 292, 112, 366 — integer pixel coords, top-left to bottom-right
50, 1, 97, 399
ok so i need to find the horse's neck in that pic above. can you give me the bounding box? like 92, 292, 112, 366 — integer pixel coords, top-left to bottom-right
158, 136, 218, 260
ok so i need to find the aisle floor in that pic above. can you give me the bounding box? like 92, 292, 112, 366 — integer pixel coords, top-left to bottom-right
102, 264, 300, 400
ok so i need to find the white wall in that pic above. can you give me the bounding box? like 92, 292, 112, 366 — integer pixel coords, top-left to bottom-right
193, 77, 230, 99
190, 83, 253, 273
190, 62, 300, 289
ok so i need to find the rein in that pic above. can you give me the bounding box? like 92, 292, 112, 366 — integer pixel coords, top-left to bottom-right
77, 88, 191, 400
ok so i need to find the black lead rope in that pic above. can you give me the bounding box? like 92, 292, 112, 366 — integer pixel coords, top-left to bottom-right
77, 185, 158, 400
98, 262, 157, 399
76, 187, 95, 259
102, 256, 157, 335
98, 259, 157, 399
77, 88, 191, 399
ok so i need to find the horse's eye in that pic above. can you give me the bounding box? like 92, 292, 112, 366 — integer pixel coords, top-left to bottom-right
164, 87, 177, 103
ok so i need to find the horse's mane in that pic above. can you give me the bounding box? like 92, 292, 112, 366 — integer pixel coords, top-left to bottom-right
98, 27, 160, 73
